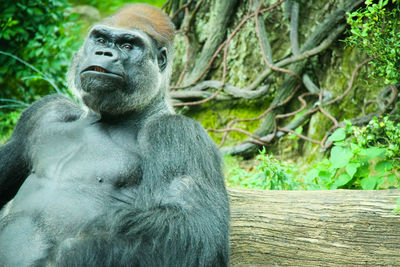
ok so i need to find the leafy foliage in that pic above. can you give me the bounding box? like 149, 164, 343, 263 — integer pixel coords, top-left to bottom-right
0, 0, 82, 104
0, 111, 20, 144
354, 116, 400, 159
226, 117, 399, 191
225, 148, 301, 190
0, 0, 84, 140
305, 120, 398, 190
346, 0, 400, 84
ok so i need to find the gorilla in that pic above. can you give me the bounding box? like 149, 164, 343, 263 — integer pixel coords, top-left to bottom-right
0, 4, 230, 266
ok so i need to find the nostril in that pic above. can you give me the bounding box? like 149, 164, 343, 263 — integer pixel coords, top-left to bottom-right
104, 51, 113, 57
95, 51, 103, 56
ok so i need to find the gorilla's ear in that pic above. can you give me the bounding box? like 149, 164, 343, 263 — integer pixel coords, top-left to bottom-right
157, 47, 168, 72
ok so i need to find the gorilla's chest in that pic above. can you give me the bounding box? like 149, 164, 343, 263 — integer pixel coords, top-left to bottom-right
32, 119, 142, 188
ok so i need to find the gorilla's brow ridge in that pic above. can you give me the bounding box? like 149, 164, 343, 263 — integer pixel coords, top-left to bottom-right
90, 27, 147, 47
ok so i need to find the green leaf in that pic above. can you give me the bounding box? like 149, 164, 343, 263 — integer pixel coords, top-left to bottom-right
295, 126, 303, 134
346, 162, 360, 178
359, 147, 386, 159
375, 160, 393, 173
356, 161, 370, 178
318, 170, 332, 183
376, 176, 385, 189
387, 173, 396, 184
328, 128, 347, 142
331, 146, 353, 168
350, 143, 361, 154
333, 141, 347, 147
360, 176, 378, 190
305, 169, 319, 183
331, 173, 353, 189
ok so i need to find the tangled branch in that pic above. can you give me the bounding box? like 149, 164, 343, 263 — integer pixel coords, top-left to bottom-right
164, 0, 394, 156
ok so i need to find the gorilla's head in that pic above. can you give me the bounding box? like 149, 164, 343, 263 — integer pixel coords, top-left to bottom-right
68, 4, 175, 116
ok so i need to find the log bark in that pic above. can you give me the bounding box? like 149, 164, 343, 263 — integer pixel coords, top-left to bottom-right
228, 188, 400, 266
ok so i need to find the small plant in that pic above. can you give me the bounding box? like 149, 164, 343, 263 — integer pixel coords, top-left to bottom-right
306, 120, 398, 190
225, 148, 301, 190
254, 148, 299, 190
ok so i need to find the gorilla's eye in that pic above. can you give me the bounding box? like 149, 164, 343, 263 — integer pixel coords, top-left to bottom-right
122, 44, 133, 50
97, 38, 106, 45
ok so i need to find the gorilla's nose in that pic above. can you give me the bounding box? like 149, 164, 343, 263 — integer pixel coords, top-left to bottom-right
95, 50, 113, 57
94, 49, 117, 60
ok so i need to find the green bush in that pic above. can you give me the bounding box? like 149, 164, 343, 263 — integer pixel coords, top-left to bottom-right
305, 120, 398, 190
225, 117, 399, 191
346, 0, 400, 84
0, 0, 82, 104
0, 0, 84, 141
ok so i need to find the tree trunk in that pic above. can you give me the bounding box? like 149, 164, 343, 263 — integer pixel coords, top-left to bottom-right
228, 188, 400, 266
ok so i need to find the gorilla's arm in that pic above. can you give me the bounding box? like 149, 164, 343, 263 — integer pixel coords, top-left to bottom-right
0, 95, 82, 209
135, 114, 230, 265
0, 138, 29, 209
50, 114, 230, 267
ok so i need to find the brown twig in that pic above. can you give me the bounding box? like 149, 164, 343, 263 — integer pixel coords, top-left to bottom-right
213, 56, 372, 149
277, 127, 322, 145
325, 58, 373, 106
275, 92, 313, 119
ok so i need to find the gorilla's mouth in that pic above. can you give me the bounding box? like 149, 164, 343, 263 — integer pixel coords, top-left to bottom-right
82, 66, 123, 78
91, 66, 108, 73
84, 66, 110, 73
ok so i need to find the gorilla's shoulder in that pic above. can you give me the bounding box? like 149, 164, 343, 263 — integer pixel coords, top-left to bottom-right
146, 113, 207, 134
142, 113, 217, 149
13, 94, 83, 137
21, 94, 83, 124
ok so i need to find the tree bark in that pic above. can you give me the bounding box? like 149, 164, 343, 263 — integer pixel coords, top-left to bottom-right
183, 0, 239, 85
228, 188, 400, 266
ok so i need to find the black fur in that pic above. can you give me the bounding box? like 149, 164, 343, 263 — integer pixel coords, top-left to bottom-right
0, 15, 229, 267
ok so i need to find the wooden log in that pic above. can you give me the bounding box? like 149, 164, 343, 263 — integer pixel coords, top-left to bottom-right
228, 188, 400, 266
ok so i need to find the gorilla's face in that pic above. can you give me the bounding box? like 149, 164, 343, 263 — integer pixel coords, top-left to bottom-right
76, 25, 168, 115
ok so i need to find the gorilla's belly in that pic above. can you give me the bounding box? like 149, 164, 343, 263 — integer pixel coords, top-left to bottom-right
1, 120, 143, 246
0, 174, 111, 265
1, 174, 107, 236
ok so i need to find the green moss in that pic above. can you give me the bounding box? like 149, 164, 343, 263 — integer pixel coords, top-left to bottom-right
181, 99, 270, 146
